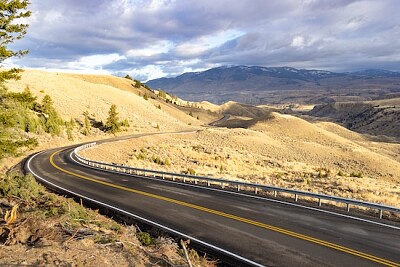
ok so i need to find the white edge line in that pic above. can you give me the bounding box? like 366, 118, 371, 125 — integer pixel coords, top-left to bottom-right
26, 152, 265, 267
69, 150, 400, 231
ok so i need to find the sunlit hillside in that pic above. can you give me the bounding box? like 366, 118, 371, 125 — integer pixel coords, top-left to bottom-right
6, 69, 209, 132
82, 110, 400, 207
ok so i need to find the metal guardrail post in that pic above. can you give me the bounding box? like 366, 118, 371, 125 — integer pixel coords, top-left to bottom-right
347, 203, 350, 212
318, 198, 322, 206
379, 209, 383, 219
274, 190, 277, 198
295, 194, 298, 202
255, 187, 258, 194
237, 184, 240, 191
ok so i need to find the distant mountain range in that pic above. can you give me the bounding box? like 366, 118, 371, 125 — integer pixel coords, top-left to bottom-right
145, 66, 400, 104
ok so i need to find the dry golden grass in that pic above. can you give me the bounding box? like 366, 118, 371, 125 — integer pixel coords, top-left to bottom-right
198, 101, 221, 112
1, 69, 214, 173
82, 112, 400, 207
5, 69, 204, 131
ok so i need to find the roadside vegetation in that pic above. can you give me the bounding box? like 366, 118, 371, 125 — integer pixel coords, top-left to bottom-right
0, 171, 215, 266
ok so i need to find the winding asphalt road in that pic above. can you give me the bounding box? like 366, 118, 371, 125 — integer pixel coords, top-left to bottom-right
25, 135, 400, 266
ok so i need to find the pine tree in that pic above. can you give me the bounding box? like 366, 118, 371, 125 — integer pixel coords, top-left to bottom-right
105, 104, 120, 134
82, 111, 91, 136
0, 0, 31, 90
39, 95, 63, 135
0, 1, 32, 159
124, 74, 132, 80
41, 95, 54, 114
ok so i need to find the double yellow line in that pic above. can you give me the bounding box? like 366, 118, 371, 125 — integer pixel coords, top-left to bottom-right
50, 150, 399, 267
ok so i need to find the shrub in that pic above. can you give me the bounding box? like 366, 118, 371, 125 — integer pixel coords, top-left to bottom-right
121, 119, 130, 127
65, 119, 75, 141
66, 125, 74, 141
158, 90, 167, 99
0, 173, 45, 203
134, 80, 142, 88
62, 198, 96, 222
143, 93, 149, 100
186, 168, 196, 175
0, 136, 38, 159
124, 74, 132, 80
152, 156, 169, 165
350, 172, 363, 178
337, 170, 345, 176
137, 232, 153, 246
136, 153, 146, 160
82, 111, 91, 136
94, 234, 118, 244
219, 165, 225, 174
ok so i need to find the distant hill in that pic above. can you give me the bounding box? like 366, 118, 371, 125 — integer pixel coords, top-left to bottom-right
146, 66, 400, 104
308, 98, 400, 139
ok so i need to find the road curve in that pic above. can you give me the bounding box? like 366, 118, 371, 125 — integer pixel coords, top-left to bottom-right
26, 139, 400, 266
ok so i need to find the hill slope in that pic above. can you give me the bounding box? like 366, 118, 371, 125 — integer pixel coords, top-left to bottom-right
82, 112, 400, 207
308, 99, 400, 139
5, 69, 206, 132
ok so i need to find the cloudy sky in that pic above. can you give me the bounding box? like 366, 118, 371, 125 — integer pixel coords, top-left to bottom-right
6, 0, 400, 81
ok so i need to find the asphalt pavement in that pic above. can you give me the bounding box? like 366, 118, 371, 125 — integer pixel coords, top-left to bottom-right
26, 145, 400, 267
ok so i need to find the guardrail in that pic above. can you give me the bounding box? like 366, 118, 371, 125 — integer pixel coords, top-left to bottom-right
74, 143, 400, 220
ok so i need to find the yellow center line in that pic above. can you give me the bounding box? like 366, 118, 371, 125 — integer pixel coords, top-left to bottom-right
50, 150, 399, 267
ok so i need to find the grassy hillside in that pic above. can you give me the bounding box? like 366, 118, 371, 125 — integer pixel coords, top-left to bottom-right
6, 70, 208, 131
1, 69, 217, 266
82, 111, 400, 208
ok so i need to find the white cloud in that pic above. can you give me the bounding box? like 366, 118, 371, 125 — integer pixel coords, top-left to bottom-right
174, 29, 244, 57
68, 54, 126, 70
148, 0, 176, 10
127, 41, 172, 57
129, 65, 167, 81
291, 36, 313, 48
7, 0, 400, 76
291, 36, 305, 48
345, 16, 366, 30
